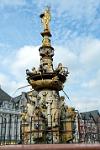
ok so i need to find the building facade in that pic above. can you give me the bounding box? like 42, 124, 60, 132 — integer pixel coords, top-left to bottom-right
78, 110, 100, 143
0, 87, 21, 144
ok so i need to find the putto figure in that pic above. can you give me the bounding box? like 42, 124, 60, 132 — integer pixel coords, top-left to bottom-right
40, 7, 51, 31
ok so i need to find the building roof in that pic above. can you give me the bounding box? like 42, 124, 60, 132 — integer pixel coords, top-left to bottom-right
13, 95, 22, 103
0, 88, 11, 101
13, 92, 28, 103
80, 110, 100, 123
13, 90, 35, 103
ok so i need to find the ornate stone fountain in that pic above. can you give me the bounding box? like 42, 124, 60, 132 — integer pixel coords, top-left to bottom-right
21, 8, 76, 144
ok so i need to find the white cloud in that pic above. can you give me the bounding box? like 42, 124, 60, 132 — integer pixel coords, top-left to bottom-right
53, 45, 78, 69
81, 69, 100, 91
80, 38, 100, 70
0, 73, 8, 85
0, 72, 29, 96
72, 96, 100, 112
0, 45, 40, 96
10, 45, 40, 78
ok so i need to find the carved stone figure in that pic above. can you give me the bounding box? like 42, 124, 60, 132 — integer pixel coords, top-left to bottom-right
26, 69, 31, 76
63, 67, 69, 76
21, 111, 28, 122
67, 107, 76, 120
53, 133, 59, 143
20, 92, 28, 111
40, 58, 53, 73
32, 67, 37, 74
59, 96, 67, 120
51, 99, 59, 127
26, 102, 35, 117
43, 63, 48, 73
21, 111, 30, 144
55, 63, 69, 77
46, 98, 52, 127
55, 63, 62, 73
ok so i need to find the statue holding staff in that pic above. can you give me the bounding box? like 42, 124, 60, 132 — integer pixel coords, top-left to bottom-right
40, 7, 51, 31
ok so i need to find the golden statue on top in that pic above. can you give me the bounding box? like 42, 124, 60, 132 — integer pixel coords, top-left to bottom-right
40, 7, 51, 32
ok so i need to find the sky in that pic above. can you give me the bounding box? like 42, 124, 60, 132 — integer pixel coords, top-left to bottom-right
0, 0, 100, 112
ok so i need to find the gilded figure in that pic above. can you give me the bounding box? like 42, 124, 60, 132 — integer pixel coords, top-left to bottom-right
40, 7, 51, 31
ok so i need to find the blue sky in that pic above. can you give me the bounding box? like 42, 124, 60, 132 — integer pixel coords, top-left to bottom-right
0, 0, 100, 112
